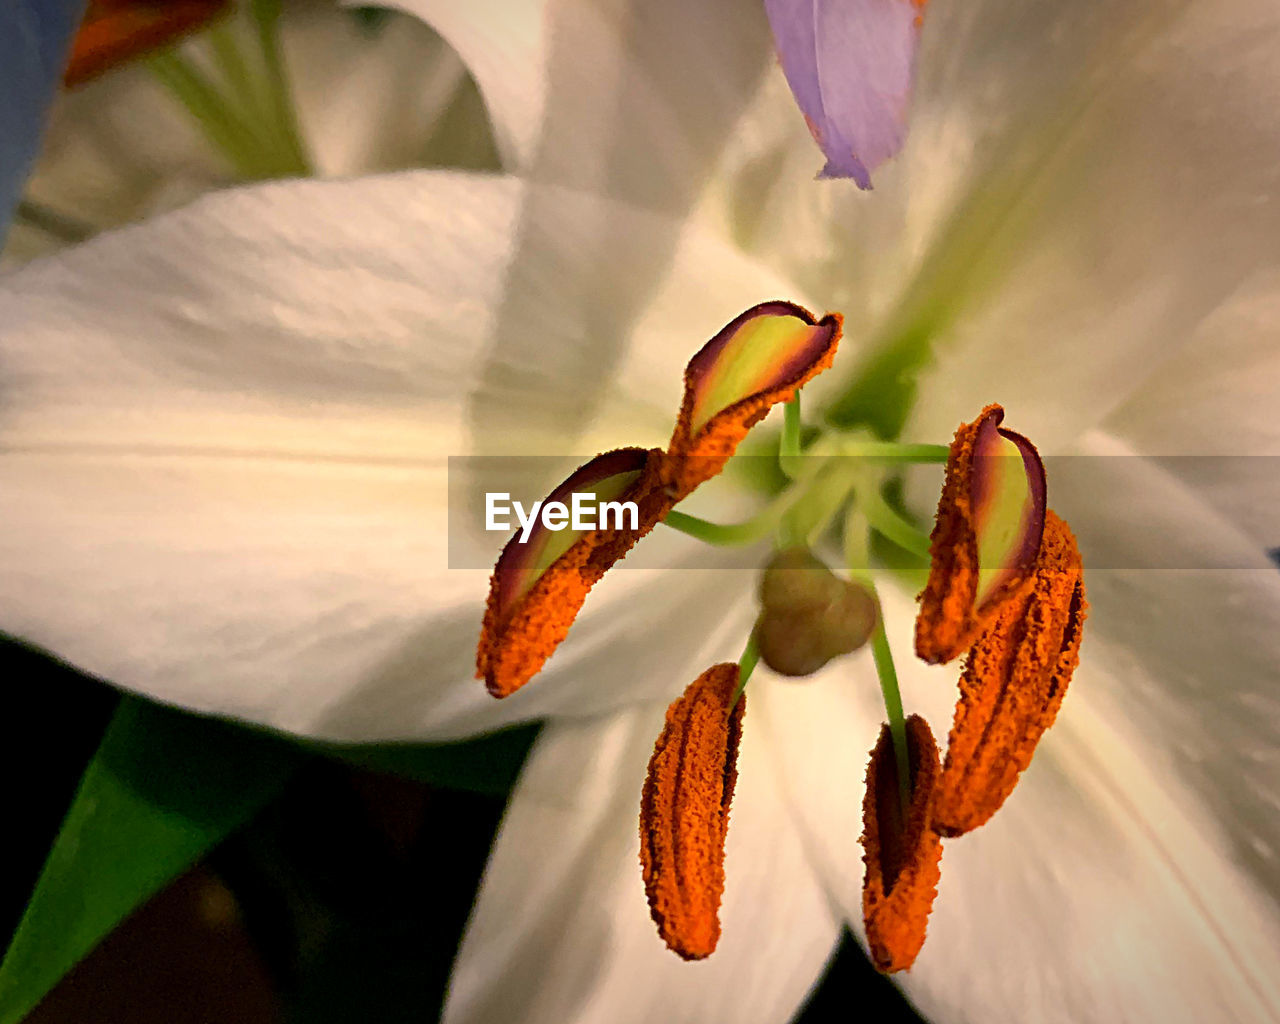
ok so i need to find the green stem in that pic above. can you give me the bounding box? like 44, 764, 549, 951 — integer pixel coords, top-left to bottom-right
844, 506, 910, 815
731, 632, 759, 709
779, 394, 803, 478
249, 0, 311, 174
662, 433, 937, 555
837, 440, 950, 463
661, 460, 825, 546
206, 22, 293, 171
870, 615, 911, 816
793, 470, 857, 548
856, 479, 932, 558
662, 508, 775, 546
147, 50, 276, 178
208, 23, 263, 121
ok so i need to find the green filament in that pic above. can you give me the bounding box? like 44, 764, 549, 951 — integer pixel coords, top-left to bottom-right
148, 5, 310, 181
731, 632, 759, 709
845, 505, 911, 815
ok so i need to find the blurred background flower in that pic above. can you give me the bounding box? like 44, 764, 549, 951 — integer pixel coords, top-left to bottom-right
3, 0, 499, 267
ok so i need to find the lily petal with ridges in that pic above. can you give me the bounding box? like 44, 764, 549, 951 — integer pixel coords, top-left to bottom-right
2, 0, 1280, 1020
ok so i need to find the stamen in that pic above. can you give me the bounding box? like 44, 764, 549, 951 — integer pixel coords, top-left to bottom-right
478, 303, 843, 698
779, 394, 804, 478
787, 464, 857, 547
844, 506, 911, 812
834, 440, 950, 464
862, 714, 943, 974
932, 510, 1087, 836
665, 302, 841, 498
477, 448, 669, 697
915, 404, 1046, 665
661, 503, 794, 547
731, 632, 759, 708
854, 476, 931, 559
640, 664, 746, 960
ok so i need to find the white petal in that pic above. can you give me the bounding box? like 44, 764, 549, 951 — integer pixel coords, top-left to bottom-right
894, 0, 1280, 449
0, 170, 800, 740
2, 172, 510, 739
1048, 432, 1280, 910
905, 703, 1280, 1024
443, 701, 841, 1024
767, 445, 1280, 1022
708, 0, 1280, 449
398, 0, 783, 449
285, 3, 485, 177
464, 176, 822, 454
749, 663, 878, 925
2, 173, 514, 461
1101, 268, 1280, 547
370, 0, 546, 170
391, 0, 774, 202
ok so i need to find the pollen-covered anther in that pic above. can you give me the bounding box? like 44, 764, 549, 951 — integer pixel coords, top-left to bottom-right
932, 510, 1087, 837
663, 301, 841, 500
640, 664, 746, 960
862, 714, 943, 974
477, 301, 844, 699
477, 448, 671, 698
915, 404, 1047, 665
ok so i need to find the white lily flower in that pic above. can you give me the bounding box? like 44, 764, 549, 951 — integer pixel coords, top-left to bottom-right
3, 0, 1280, 1021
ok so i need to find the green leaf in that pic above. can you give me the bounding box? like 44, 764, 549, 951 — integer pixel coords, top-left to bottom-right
0, 698, 309, 1024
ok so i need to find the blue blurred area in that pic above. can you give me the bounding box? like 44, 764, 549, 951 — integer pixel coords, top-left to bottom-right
0, 0, 86, 244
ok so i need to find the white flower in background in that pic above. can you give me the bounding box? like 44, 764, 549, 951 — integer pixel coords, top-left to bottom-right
4, 0, 496, 266
2, 0, 1280, 1022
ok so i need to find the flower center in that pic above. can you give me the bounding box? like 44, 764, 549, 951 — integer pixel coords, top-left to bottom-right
470, 304, 1085, 973
642, 400, 1084, 971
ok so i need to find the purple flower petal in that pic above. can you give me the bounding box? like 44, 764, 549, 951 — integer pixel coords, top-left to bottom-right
764, 0, 926, 189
